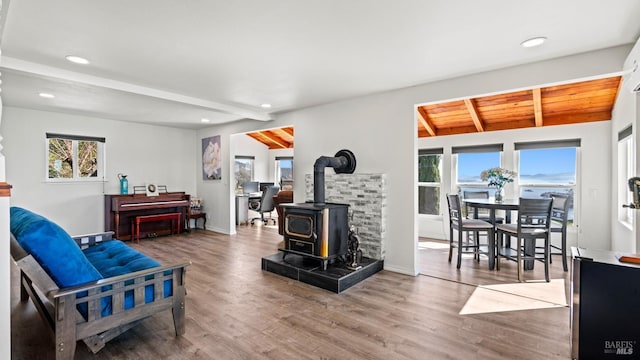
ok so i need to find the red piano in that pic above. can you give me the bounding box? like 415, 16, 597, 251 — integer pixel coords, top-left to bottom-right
105, 192, 190, 241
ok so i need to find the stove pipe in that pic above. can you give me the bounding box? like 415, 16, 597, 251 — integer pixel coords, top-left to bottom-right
313, 149, 357, 205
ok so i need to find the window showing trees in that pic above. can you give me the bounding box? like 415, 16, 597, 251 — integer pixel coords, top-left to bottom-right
418, 149, 442, 215
47, 133, 104, 181
234, 156, 254, 190
516, 139, 579, 223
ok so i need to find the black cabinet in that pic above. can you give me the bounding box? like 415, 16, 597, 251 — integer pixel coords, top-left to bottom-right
571, 248, 640, 359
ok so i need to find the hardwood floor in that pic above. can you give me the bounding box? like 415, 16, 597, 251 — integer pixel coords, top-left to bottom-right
418, 237, 571, 287
11, 224, 571, 359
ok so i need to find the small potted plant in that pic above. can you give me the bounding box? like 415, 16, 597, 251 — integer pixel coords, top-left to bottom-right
480, 167, 516, 202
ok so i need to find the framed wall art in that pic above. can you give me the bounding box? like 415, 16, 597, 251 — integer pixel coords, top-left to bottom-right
202, 135, 222, 180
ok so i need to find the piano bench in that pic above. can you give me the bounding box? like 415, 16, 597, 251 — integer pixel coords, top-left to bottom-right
132, 212, 181, 244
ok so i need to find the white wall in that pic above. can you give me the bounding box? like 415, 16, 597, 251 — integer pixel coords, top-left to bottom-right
268, 148, 294, 184
1, 107, 198, 234
0, 45, 625, 280
634, 93, 640, 253
198, 45, 630, 275
0, 73, 10, 360
418, 121, 612, 251
610, 86, 637, 252
278, 95, 417, 275
231, 133, 269, 185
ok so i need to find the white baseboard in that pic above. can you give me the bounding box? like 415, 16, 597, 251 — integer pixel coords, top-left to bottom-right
382, 263, 418, 276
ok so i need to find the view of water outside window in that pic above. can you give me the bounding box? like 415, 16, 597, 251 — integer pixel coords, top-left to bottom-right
457, 152, 501, 183
519, 147, 576, 221
457, 152, 500, 197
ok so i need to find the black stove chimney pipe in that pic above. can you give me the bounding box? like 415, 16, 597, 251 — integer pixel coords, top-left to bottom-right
313, 149, 357, 205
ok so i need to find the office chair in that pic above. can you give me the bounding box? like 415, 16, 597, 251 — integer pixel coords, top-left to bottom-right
251, 185, 280, 225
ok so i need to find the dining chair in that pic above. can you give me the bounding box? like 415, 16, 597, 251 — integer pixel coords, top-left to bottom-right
495, 197, 553, 282
446, 194, 495, 269
549, 194, 570, 272
462, 190, 505, 224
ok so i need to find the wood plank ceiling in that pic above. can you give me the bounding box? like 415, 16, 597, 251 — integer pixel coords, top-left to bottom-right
417, 76, 621, 137
246, 126, 294, 149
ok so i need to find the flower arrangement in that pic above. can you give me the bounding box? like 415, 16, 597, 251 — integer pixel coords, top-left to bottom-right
480, 167, 516, 201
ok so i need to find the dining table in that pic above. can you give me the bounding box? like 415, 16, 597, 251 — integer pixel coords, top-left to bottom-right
462, 197, 535, 271
463, 197, 519, 224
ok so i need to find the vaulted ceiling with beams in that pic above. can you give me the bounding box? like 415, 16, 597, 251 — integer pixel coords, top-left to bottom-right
416, 76, 621, 138
3, 3, 639, 129
246, 126, 294, 149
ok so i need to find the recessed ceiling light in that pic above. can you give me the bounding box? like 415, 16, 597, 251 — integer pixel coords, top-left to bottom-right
201, 118, 210, 123
260, 103, 272, 108
65, 55, 90, 64
39, 92, 55, 99
520, 37, 547, 48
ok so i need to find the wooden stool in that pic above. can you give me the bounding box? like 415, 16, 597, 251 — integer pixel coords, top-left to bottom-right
188, 212, 207, 231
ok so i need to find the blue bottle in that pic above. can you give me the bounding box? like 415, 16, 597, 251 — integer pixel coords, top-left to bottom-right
118, 173, 128, 194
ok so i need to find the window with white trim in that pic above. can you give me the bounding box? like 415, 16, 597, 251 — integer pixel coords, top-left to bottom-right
516, 139, 579, 225
418, 148, 442, 215
275, 156, 294, 188
454, 144, 502, 196
46, 133, 105, 181
234, 156, 254, 190
618, 126, 634, 226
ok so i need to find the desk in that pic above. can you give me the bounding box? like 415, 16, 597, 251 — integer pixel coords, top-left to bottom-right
236, 195, 249, 225
236, 193, 264, 225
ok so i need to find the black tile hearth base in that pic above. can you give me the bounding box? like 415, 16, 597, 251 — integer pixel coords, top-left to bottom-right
261, 252, 383, 293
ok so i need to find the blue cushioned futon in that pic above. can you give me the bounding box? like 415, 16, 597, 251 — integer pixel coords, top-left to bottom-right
10, 206, 172, 317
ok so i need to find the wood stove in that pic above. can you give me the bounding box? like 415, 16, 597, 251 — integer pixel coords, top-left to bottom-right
279, 149, 356, 270
281, 202, 349, 269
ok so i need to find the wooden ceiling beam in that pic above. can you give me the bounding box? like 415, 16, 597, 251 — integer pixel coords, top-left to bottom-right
417, 107, 436, 136
260, 132, 289, 149
245, 126, 294, 149
463, 98, 484, 132
273, 128, 294, 143
532, 88, 543, 127
415, 76, 620, 138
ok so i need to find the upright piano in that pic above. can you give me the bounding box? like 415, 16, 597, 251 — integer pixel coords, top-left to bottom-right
105, 192, 190, 241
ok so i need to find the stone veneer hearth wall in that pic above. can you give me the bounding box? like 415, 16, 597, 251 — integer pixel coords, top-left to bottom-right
305, 173, 386, 260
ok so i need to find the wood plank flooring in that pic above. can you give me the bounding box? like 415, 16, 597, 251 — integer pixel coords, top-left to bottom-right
11, 225, 571, 359
418, 237, 571, 287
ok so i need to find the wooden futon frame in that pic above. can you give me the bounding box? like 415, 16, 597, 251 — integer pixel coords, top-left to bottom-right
10, 231, 190, 360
